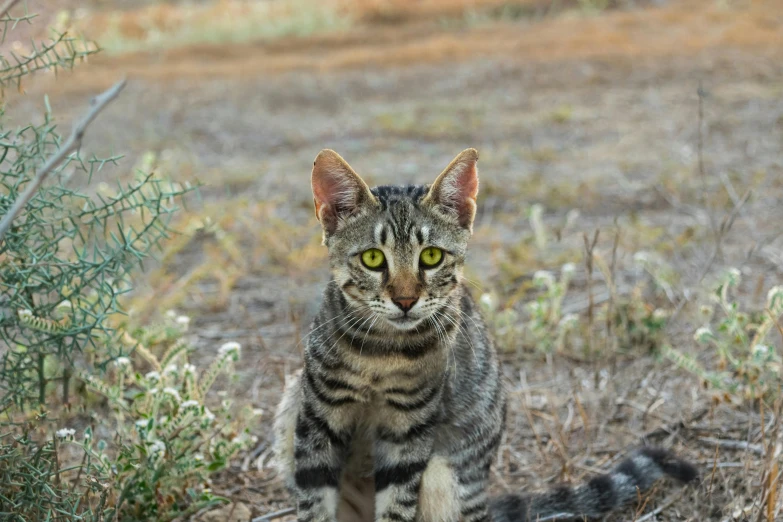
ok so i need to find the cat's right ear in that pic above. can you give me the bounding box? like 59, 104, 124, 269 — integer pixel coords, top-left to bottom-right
311, 149, 377, 236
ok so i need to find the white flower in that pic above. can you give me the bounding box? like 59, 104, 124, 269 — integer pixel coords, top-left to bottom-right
149, 388, 158, 395
149, 440, 166, 457
136, 419, 150, 428
252, 408, 264, 417
219, 341, 241, 359
145, 371, 161, 382
725, 267, 741, 286
163, 364, 178, 376
203, 407, 216, 423
181, 400, 200, 409
753, 344, 770, 356
767, 286, 783, 312
18, 309, 32, 318
113, 357, 131, 368
479, 293, 495, 310
533, 270, 555, 287
194, 453, 204, 462
163, 387, 181, 401
83, 430, 92, 440
56, 428, 75, 439
176, 315, 191, 326
183, 363, 196, 375
633, 251, 649, 264
558, 313, 579, 329
165, 310, 177, 319
561, 263, 576, 275
694, 327, 713, 343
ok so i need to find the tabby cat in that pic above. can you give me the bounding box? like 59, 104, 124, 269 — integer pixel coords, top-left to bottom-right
272, 148, 697, 522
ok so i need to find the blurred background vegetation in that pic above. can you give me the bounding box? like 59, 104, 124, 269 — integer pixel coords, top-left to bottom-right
2, 0, 783, 520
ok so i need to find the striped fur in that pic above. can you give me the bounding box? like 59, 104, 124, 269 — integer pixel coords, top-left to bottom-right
272, 149, 697, 522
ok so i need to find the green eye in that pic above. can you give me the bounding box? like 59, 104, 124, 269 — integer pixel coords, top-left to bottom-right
361, 248, 386, 269
420, 247, 443, 267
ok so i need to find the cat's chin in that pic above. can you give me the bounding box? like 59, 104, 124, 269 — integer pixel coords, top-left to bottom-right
385, 315, 425, 331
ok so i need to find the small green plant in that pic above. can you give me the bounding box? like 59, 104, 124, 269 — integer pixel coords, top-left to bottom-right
481, 263, 578, 354
68, 313, 259, 521
665, 269, 783, 401
633, 250, 680, 303
524, 267, 579, 353
611, 288, 668, 353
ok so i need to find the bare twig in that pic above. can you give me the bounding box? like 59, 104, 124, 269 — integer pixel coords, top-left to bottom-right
708, 442, 720, 498
606, 227, 620, 351
0, 78, 127, 242
633, 489, 687, 522
664, 186, 751, 329
694, 187, 751, 286
583, 230, 599, 355
643, 407, 708, 440
696, 82, 716, 235
241, 441, 268, 472
251, 507, 296, 522
757, 396, 783, 522
657, 85, 750, 329
698, 437, 764, 455
0, 0, 22, 21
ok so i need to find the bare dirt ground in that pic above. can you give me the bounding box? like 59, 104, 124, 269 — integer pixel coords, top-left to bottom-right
8, 0, 783, 519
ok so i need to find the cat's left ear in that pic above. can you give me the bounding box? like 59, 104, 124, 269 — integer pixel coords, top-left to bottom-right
311, 149, 377, 237
423, 148, 479, 233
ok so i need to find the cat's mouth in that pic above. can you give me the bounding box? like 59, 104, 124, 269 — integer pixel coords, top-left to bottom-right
386, 315, 424, 330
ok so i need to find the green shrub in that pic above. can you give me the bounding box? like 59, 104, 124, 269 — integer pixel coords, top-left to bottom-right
0, 5, 255, 521
0, 430, 108, 522
665, 269, 783, 402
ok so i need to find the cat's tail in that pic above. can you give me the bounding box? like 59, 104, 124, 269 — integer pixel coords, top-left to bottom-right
490, 447, 698, 522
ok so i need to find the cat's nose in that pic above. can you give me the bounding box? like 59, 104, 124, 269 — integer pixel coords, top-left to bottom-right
392, 297, 418, 312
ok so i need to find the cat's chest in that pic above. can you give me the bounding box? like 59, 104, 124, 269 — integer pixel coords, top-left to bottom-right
329, 354, 444, 411
348, 350, 446, 393
350, 366, 430, 402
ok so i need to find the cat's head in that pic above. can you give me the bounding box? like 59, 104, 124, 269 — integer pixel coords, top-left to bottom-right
311, 148, 479, 332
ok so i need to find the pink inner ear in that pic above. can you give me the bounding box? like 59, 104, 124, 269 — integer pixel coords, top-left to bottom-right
454, 162, 478, 202
312, 171, 342, 214
313, 170, 360, 218
439, 160, 478, 227
312, 151, 372, 234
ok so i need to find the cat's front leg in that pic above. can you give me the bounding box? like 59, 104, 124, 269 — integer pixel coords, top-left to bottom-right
373, 414, 437, 522
293, 395, 353, 521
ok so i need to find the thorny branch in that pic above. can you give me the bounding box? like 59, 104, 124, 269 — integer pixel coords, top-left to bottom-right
0, 0, 22, 21
0, 78, 127, 242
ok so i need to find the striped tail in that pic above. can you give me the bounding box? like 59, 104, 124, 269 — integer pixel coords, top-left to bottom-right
490, 447, 698, 522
